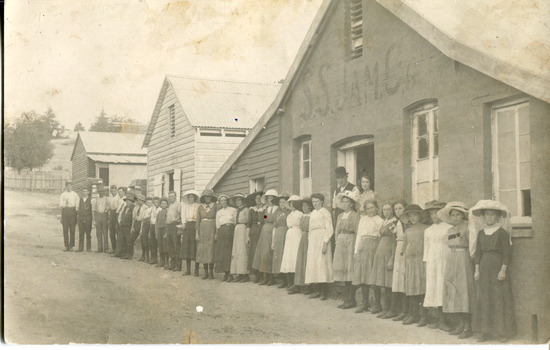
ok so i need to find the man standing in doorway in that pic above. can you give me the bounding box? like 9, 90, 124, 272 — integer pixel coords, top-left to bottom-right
332, 166, 359, 224
165, 191, 182, 271
76, 188, 93, 252
59, 181, 79, 251
93, 188, 110, 253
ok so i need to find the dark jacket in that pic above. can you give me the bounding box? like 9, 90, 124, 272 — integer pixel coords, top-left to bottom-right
78, 196, 92, 223
120, 202, 135, 227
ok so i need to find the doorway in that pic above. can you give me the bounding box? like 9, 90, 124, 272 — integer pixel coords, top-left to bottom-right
337, 138, 374, 190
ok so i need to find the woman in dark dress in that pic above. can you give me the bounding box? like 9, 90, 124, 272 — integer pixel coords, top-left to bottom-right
272, 194, 291, 288
246, 191, 265, 283
471, 200, 516, 342
252, 189, 279, 286
214, 194, 237, 281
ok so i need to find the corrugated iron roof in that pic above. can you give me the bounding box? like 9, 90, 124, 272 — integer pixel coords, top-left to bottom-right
143, 76, 281, 147
87, 154, 147, 164
78, 132, 147, 155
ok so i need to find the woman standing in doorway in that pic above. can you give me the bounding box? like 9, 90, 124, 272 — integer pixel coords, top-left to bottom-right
357, 176, 376, 214
246, 191, 265, 283
305, 193, 334, 300
253, 189, 279, 286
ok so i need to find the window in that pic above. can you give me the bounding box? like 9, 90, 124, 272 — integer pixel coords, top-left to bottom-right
347, 0, 363, 59
199, 128, 222, 137
168, 172, 174, 192
249, 177, 265, 193
224, 129, 247, 138
98, 167, 109, 187
169, 105, 176, 137
300, 140, 312, 197
411, 103, 439, 205
492, 101, 531, 222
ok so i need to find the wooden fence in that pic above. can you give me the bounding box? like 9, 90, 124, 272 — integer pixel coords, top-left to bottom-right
5, 169, 72, 192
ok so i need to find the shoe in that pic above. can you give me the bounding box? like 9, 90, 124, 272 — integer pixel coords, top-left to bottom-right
227, 275, 234, 283
355, 305, 369, 313
68, 247, 74, 252
202, 273, 209, 280
341, 301, 356, 309
288, 286, 301, 294
87, 249, 92, 252
320, 293, 328, 301
233, 275, 242, 283
182, 271, 191, 276
309, 292, 321, 299
449, 325, 463, 336
477, 334, 488, 342
497, 335, 508, 343
149, 260, 157, 265
393, 313, 407, 321
337, 301, 346, 309
381, 310, 398, 319
63, 247, 70, 252
370, 304, 382, 314
427, 322, 439, 329
417, 317, 428, 327
458, 330, 473, 339
266, 279, 275, 286
122, 255, 132, 260
439, 323, 452, 332
209, 273, 215, 280
138, 256, 145, 261
259, 279, 267, 285
222, 274, 228, 282
194, 271, 200, 277
95, 250, 103, 253
75, 249, 83, 253
240, 275, 250, 283
278, 282, 288, 289
403, 316, 419, 325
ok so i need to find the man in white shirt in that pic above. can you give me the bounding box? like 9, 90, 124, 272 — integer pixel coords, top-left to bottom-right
107, 185, 122, 254
92, 188, 110, 253
59, 181, 79, 251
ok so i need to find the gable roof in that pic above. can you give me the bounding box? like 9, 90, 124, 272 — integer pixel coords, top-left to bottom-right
142, 75, 281, 147
206, 0, 550, 190
71, 131, 147, 161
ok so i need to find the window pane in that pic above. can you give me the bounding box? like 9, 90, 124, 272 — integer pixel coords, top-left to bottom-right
518, 104, 530, 135
433, 109, 439, 132
496, 109, 515, 134
499, 190, 518, 217
417, 113, 428, 136
434, 133, 439, 156
522, 189, 531, 217
520, 161, 531, 189
302, 142, 310, 161
519, 134, 530, 162
303, 160, 310, 178
418, 137, 429, 159
498, 161, 517, 190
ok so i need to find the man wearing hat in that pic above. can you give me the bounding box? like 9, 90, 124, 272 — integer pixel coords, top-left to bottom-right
59, 181, 79, 251
117, 193, 135, 258
76, 188, 93, 252
92, 188, 110, 253
107, 185, 122, 253
123, 194, 145, 260
332, 167, 359, 223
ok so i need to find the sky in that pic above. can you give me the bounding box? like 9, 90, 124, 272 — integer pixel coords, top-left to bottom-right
5, 0, 323, 129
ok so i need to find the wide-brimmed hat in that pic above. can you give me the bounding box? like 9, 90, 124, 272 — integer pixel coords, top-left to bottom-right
200, 189, 217, 203
422, 200, 447, 213
125, 193, 135, 202
183, 190, 200, 202
438, 201, 469, 223
400, 204, 423, 224
217, 194, 230, 202
245, 191, 264, 207
229, 192, 247, 207
287, 195, 301, 203
470, 200, 508, 218
136, 194, 145, 202
278, 192, 291, 200
262, 189, 280, 205
336, 190, 359, 205
335, 166, 348, 178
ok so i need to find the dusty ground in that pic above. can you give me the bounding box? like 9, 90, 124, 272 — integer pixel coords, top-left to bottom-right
4, 190, 521, 344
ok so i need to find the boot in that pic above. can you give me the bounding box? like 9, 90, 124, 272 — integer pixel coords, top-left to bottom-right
288, 285, 301, 294
449, 316, 464, 335
226, 273, 234, 282
286, 274, 295, 290
378, 288, 392, 318
403, 297, 419, 325
278, 274, 288, 288
194, 262, 200, 276
253, 270, 261, 283
173, 259, 182, 272
149, 246, 158, 264
144, 247, 149, 263
208, 264, 215, 279
266, 274, 275, 286
342, 284, 356, 309
138, 247, 145, 261
393, 294, 408, 321
355, 285, 370, 313
439, 311, 453, 332
308, 284, 321, 299
202, 264, 209, 279
371, 287, 382, 314
320, 283, 328, 300
302, 285, 313, 295
165, 257, 175, 270
157, 253, 165, 267
428, 308, 440, 328
417, 305, 428, 327
222, 272, 229, 282
259, 273, 268, 285
233, 275, 243, 283
240, 274, 250, 282
382, 292, 399, 319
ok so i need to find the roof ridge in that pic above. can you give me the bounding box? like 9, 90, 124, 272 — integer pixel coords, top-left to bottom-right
165, 73, 282, 87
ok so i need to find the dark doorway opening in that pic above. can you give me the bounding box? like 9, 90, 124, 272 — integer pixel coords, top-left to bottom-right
356, 144, 374, 190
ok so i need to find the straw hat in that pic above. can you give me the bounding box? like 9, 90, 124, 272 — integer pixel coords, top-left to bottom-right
470, 200, 508, 218
262, 189, 279, 205
336, 190, 359, 205
200, 189, 217, 203
136, 194, 146, 202
182, 190, 201, 203
217, 194, 230, 202
246, 191, 264, 207
400, 204, 423, 224
422, 200, 447, 213
287, 195, 301, 203
438, 201, 469, 223
229, 192, 247, 207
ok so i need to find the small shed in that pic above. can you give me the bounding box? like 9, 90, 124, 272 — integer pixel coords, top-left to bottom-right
70, 131, 147, 192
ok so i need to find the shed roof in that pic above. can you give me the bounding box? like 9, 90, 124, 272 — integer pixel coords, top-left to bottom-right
71, 131, 147, 161
87, 154, 147, 164
206, 0, 550, 190
142, 75, 281, 147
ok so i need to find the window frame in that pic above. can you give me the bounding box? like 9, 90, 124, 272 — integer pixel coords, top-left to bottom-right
347, 0, 363, 60
491, 99, 531, 226
300, 140, 312, 197
249, 177, 265, 194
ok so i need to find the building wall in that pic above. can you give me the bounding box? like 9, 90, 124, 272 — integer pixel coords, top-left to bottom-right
71, 136, 89, 193
147, 83, 195, 199
278, 0, 549, 340
108, 163, 147, 192
213, 116, 280, 195
195, 132, 246, 191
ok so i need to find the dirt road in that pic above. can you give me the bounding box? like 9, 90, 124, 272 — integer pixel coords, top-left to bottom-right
4, 190, 487, 344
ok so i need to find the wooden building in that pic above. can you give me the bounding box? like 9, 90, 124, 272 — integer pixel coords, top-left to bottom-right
142, 75, 280, 199
70, 131, 147, 192
208, 0, 550, 341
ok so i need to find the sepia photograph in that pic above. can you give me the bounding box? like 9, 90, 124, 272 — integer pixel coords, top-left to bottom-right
3, 0, 550, 346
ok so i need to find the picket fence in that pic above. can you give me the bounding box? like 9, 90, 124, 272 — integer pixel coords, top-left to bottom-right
5, 169, 72, 192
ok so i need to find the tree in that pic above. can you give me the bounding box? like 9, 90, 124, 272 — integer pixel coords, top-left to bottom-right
74, 122, 86, 131
89, 109, 142, 133
5, 112, 55, 173
89, 109, 114, 132
42, 107, 60, 136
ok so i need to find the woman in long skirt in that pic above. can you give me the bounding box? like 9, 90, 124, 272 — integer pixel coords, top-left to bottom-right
422, 200, 452, 329
272, 194, 290, 287
471, 201, 516, 342
305, 193, 334, 300
214, 194, 237, 281
353, 200, 383, 313
180, 190, 201, 276
288, 198, 313, 295
391, 200, 409, 321
332, 191, 361, 309
400, 205, 428, 325
246, 191, 265, 283
280, 195, 304, 290
196, 189, 219, 279
229, 193, 251, 282
371, 203, 398, 318
253, 189, 279, 286
439, 202, 475, 339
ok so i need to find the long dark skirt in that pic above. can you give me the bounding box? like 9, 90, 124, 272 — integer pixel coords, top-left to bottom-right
196, 220, 216, 264
252, 223, 274, 273
180, 221, 196, 260
214, 224, 235, 273
247, 222, 263, 271
272, 226, 288, 274
294, 232, 309, 286
473, 251, 516, 337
